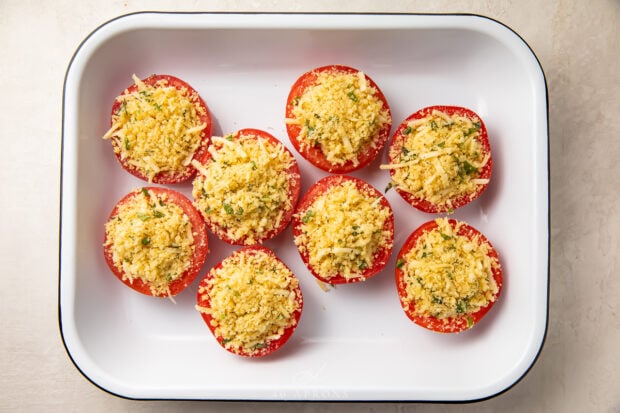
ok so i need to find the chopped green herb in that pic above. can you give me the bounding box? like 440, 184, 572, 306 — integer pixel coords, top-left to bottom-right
124, 138, 130, 150
153, 210, 164, 218
358, 261, 368, 270
465, 121, 481, 136
347, 91, 358, 102
456, 299, 468, 314
153, 103, 162, 111
440, 232, 452, 240
141, 237, 151, 246
304, 120, 316, 133
253, 342, 268, 350
396, 258, 405, 269
137, 213, 151, 221
430, 120, 438, 130
302, 210, 315, 224
453, 156, 465, 179
402, 126, 412, 135
223, 203, 234, 215
225, 135, 234, 141
462, 161, 478, 175
385, 181, 395, 192
141, 188, 150, 197
467, 316, 474, 328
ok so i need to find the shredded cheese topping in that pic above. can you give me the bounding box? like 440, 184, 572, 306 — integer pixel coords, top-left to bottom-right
288, 69, 391, 167
196, 248, 301, 355
294, 179, 392, 281
399, 218, 499, 319
192, 133, 297, 245
381, 109, 489, 209
102, 75, 207, 182
104, 188, 195, 296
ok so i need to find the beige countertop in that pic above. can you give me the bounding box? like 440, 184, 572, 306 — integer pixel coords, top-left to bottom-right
1, 1, 618, 412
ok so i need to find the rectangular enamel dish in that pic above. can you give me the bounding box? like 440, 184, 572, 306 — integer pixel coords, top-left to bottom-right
60, 12, 549, 402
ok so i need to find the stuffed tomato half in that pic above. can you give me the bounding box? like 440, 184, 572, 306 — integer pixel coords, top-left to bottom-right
395, 218, 502, 333
285, 65, 392, 173
103, 187, 209, 298
191, 128, 301, 246
292, 175, 394, 284
102, 74, 212, 184
196, 246, 303, 357
382, 106, 492, 213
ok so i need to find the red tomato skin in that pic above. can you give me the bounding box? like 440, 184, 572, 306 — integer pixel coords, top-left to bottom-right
292, 175, 395, 284
395, 219, 502, 333
388, 106, 492, 213
285, 65, 392, 173
109, 74, 213, 184
196, 246, 304, 357
193, 128, 301, 246
103, 187, 209, 297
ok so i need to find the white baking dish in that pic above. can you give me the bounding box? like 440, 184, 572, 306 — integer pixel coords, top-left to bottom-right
59, 12, 549, 402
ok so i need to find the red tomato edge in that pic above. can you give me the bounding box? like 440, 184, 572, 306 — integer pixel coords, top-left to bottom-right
285, 65, 392, 173
109, 74, 213, 184
196, 245, 304, 357
395, 219, 503, 333
292, 175, 395, 284
103, 187, 209, 298
388, 105, 492, 213
193, 128, 301, 246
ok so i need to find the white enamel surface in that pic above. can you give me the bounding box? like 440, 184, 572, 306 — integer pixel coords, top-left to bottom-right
60, 13, 548, 401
